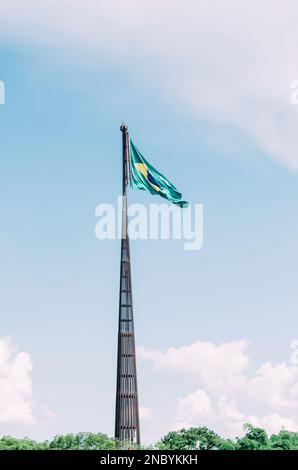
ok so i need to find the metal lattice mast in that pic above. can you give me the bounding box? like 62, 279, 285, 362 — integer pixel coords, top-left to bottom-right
115, 124, 140, 445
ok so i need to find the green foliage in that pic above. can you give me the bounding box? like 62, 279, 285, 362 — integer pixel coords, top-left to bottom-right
1, 425, 298, 450
45, 432, 119, 450
0, 436, 46, 450
269, 430, 298, 450
156, 424, 298, 451
0, 433, 118, 451
235, 423, 269, 450
156, 426, 236, 450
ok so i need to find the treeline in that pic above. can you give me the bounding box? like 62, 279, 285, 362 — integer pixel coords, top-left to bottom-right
0, 424, 298, 450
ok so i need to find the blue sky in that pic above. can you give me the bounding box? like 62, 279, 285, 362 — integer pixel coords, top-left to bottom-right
1, 1, 298, 443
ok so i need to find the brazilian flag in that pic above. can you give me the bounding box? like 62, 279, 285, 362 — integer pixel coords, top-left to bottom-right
129, 139, 188, 208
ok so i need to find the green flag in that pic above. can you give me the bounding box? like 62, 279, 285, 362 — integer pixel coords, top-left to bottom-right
129, 139, 188, 208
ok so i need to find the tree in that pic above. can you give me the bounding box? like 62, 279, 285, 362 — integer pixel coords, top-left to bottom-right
0, 433, 118, 450
269, 430, 298, 450
0, 436, 46, 450
156, 426, 236, 450
1, 425, 298, 450
45, 432, 119, 450
235, 424, 269, 450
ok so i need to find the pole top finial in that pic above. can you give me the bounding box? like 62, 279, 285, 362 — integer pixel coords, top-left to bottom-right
120, 123, 128, 133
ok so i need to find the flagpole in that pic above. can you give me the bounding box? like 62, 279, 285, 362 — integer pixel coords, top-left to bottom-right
121, 124, 128, 197
115, 124, 140, 446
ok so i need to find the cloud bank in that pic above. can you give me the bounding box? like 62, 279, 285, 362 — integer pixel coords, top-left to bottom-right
1, 1, 298, 168
139, 340, 298, 437
0, 337, 35, 425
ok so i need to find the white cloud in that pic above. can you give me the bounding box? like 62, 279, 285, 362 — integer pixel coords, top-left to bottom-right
0, 337, 55, 427
139, 340, 298, 437
138, 340, 249, 392
218, 398, 244, 422
1, 1, 298, 168
0, 337, 35, 425
177, 389, 212, 422
247, 362, 298, 409
246, 413, 298, 435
